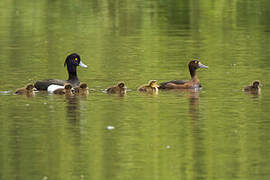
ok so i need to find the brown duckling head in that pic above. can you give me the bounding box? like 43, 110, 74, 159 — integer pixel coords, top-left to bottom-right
79, 82, 88, 89
252, 80, 260, 88
64, 83, 73, 90
148, 80, 159, 88
26, 84, 35, 91
118, 82, 125, 89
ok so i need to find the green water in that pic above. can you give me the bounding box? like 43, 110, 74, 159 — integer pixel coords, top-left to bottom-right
1, 0, 270, 179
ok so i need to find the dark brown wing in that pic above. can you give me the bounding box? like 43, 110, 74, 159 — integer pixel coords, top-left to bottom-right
34, 79, 67, 91
158, 80, 188, 89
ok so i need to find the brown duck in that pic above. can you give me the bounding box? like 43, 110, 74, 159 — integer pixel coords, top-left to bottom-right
159, 60, 208, 89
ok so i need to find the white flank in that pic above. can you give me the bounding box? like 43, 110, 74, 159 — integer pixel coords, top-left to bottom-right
47, 85, 64, 93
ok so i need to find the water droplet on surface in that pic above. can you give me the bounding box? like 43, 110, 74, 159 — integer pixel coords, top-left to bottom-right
0, 90, 11, 94
107, 126, 115, 130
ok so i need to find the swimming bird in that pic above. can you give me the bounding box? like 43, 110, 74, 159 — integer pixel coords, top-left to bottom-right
159, 60, 208, 89
14, 83, 36, 95
106, 82, 126, 94
244, 80, 261, 94
52, 83, 74, 95
34, 53, 87, 90
138, 80, 159, 93
74, 82, 89, 95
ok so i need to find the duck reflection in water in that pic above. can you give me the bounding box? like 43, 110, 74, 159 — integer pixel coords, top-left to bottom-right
65, 95, 81, 123
188, 90, 200, 120
186, 90, 206, 176
64, 83, 89, 122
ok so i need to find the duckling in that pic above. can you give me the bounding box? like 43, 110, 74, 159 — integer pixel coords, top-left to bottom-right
159, 60, 208, 89
34, 53, 87, 90
106, 82, 126, 94
53, 83, 74, 95
138, 80, 159, 93
74, 82, 89, 95
14, 83, 36, 95
244, 80, 261, 94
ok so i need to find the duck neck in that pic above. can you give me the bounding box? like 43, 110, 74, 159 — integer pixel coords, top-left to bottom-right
189, 66, 197, 80
68, 72, 78, 81
67, 66, 78, 81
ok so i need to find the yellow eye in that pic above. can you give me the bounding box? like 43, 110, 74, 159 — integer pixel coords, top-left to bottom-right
75, 58, 78, 61
195, 61, 198, 64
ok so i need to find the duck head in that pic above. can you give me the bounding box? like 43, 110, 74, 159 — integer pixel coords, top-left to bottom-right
188, 60, 208, 77
64, 53, 87, 75
189, 60, 208, 70
149, 80, 159, 88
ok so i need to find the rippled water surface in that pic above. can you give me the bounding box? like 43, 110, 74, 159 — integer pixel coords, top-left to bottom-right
1, 0, 270, 180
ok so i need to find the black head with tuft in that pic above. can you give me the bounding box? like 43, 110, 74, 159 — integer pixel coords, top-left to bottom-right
64, 53, 87, 81
64, 53, 81, 73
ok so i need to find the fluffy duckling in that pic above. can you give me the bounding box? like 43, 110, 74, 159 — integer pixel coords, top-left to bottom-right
53, 83, 74, 95
14, 84, 36, 95
74, 82, 89, 95
106, 82, 126, 94
138, 80, 159, 93
159, 60, 208, 89
244, 80, 261, 94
